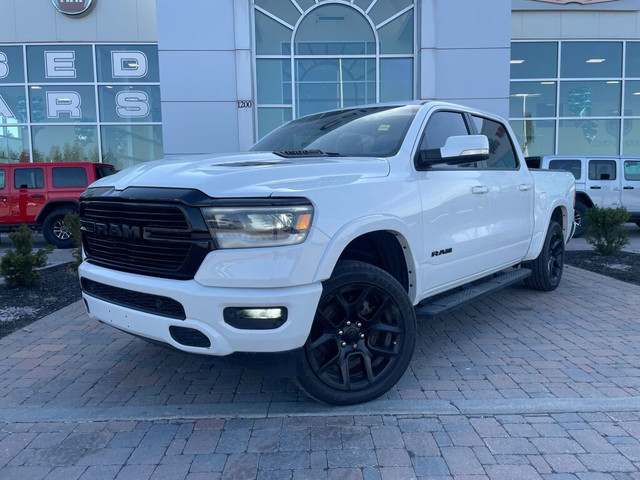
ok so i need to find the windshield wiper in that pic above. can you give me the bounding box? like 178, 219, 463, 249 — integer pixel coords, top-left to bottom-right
273, 150, 342, 158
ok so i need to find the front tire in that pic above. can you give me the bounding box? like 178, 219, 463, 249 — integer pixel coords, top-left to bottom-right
296, 260, 416, 405
523, 221, 564, 291
42, 208, 75, 248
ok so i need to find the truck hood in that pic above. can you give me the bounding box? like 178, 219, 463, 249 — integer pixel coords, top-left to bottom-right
93, 152, 390, 197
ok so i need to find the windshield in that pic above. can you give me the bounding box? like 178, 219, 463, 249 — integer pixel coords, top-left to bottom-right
250, 105, 421, 157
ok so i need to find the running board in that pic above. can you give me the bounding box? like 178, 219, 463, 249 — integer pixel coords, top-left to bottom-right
415, 268, 532, 319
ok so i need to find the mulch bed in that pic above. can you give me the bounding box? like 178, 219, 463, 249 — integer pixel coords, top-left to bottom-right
0, 249, 638, 340
564, 250, 640, 287
0, 264, 82, 339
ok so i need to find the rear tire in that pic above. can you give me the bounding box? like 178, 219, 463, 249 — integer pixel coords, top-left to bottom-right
296, 260, 416, 405
42, 208, 75, 248
573, 202, 588, 238
523, 221, 564, 291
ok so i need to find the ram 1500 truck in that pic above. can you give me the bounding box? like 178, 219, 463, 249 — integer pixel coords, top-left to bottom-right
78, 102, 575, 405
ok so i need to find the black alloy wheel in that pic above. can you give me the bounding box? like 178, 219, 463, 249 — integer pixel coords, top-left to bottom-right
523, 220, 564, 291
297, 261, 416, 405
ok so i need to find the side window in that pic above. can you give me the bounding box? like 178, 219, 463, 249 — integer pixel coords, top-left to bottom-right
471, 116, 518, 169
52, 167, 88, 188
96, 165, 116, 179
624, 161, 640, 181
588, 160, 616, 181
549, 159, 582, 180
14, 168, 44, 189
0, 170, 5, 190
418, 111, 470, 169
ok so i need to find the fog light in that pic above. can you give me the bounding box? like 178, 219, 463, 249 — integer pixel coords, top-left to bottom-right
224, 307, 288, 330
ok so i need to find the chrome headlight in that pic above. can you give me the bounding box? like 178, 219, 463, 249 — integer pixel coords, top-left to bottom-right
201, 204, 313, 249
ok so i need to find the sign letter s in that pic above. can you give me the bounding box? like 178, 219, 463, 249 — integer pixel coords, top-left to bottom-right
116, 90, 150, 118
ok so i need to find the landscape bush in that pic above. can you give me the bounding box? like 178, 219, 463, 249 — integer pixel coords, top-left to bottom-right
0, 225, 52, 286
584, 205, 630, 255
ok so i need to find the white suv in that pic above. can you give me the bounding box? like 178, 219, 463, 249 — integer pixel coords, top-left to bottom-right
539, 155, 640, 237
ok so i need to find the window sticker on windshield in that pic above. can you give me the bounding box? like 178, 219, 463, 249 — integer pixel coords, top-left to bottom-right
378, 124, 391, 131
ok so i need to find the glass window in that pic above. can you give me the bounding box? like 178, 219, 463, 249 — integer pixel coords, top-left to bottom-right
420, 111, 469, 151
588, 160, 616, 180
101, 125, 163, 172
32, 125, 99, 162
623, 119, 640, 156
98, 86, 162, 123
0, 170, 5, 188
257, 60, 292, 105
255, 0, 301, 27
559, 81, 621, 117
378, 10, 413, 54
52, 167, 88, 187
255, 11, 292, 55
0, 126, 29, 163
257, 107, 292, 139
367, 0, 412, 26
96, 164, 115, 178
380, 59, 413, 102
29, 85, 97, 123
626, 42, 640, 77
0, 46, 25, 84
509, 120, 555, 158
624, 160, 640, 181
252, 105, 419, 157
558, 120, 620, 155
561, 42, 622, 78
472, 116, 518, 169
549, 159, 582, 180
624, 80, 640, 117
510, 42, 558, 79
509, 82, 556, 118
0, 87, 28, 124
26, 45, 94, 83
295, 4, 375, 55
14, 168, 44, 189
96, 45, 160, 83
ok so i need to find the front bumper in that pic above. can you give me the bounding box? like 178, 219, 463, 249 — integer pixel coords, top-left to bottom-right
79, 262, 322, 356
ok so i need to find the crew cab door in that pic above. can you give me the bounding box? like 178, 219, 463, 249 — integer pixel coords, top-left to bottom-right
469, 114, 534, 264
622, 159, 640, 214
0, 168, 8, 223
414, 110, 533, 294
10, 166, 46, 224
586, 158, 621, 208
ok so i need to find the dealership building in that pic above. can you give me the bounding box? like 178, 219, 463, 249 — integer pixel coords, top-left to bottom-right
1, 0, 640, 170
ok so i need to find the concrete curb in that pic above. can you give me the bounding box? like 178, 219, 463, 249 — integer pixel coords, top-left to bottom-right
3, 397, 640, 424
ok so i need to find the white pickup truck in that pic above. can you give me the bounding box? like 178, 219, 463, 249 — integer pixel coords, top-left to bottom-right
78, 102, 575, 405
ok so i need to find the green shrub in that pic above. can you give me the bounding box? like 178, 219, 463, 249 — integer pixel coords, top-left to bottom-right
584, 205, 630, 255
0, 225, 52, 286
64, 212, 82, 270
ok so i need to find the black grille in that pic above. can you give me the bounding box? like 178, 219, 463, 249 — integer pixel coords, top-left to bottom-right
80, 195, 213, 279
81, 278, 186, 320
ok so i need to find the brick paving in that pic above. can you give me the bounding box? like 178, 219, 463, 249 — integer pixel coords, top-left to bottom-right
0, 265, 639, 478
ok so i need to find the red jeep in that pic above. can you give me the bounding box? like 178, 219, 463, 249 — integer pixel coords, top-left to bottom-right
0, 162, 115, 248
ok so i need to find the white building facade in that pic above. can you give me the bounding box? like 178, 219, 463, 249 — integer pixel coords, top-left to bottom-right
1, 0, 639, 167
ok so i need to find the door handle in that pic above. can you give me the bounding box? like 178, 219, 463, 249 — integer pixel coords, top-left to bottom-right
472, 186, 489, 195
518, 184, 532, 191
590, 186, 601, 190
624, 186, 635, 190
29, 194, 44, 199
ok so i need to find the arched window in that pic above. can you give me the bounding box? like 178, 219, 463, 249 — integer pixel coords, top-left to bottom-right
254, 0, 415, 138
